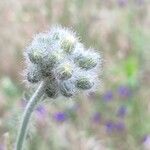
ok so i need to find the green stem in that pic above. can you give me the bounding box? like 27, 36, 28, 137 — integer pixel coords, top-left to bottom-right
15, 81, 47, 150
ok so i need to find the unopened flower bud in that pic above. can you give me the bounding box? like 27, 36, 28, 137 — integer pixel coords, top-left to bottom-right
61, 35, 76, 54
56, 63, 73, 80
49, 51, 64, 64
27, 65, 42, 83
45, 80, 59, 98
76, 56, 97, 70
40, 50, 64, 77
76, 76, 94, 90
60, 80, 75, 97
27, 45, 46, 64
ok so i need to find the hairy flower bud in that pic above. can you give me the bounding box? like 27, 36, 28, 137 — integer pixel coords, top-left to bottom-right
76, 56, 97, 70
74, 50, 100, 70
59, 80, 75, 97
55, 63, 73, 80
75, 76, 94, 90
28, 47, 44, 64
45, 79, 59, 98
48, 50, 64, 66
40, 47, 64, 77
61, 35, 76, 54
27, 64, 42, 83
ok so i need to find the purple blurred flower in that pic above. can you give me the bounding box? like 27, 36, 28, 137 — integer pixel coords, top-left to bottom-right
105, 121, 125, 133
115, 122, 125, 132
103, 91, 113, 102
142, 135, 148, 143
142, 135, 150, 149
92, 112, 101, 124
105, 121, 115, 133
53, 112, 67, 122
0, 144, 4, 150
117, 106, 127, 118
118, 85, 131, 98
21, 100, 47, 118
36, 105, 47, 117
117, 0, 128, 7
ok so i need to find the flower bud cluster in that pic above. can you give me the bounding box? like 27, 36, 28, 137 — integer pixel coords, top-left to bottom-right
25, 26, 101, 98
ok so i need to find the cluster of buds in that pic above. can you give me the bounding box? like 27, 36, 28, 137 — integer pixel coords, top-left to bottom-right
25, 26, 101, 98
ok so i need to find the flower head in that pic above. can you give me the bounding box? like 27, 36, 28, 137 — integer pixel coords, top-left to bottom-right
105, 121, 125, 133
105, 121, 115, 133
36, 105, 47, 117
25, 26, 101, 98
117, 105, 127, 118
103, 91, 113, 102
91, 112, 101, 124
118, 85, 131, 98
53, 112, 67, 122
142, 135, 150, 149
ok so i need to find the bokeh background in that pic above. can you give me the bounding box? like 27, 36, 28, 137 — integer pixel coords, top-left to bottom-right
0, 0, 150, 150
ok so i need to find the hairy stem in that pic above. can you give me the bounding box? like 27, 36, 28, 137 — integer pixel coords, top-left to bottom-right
15, 81, 47, 150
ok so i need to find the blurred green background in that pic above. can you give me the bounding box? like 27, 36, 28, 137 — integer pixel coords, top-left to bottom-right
0, 0, 150, 150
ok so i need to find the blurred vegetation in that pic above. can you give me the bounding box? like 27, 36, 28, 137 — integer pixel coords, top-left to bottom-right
0, 0, 150, 150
